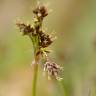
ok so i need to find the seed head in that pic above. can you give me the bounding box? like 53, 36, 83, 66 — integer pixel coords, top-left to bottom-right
16, 22, 34, 35
43, 60, 63, 81
39, 31, 53, 47
33, 5, 48, 18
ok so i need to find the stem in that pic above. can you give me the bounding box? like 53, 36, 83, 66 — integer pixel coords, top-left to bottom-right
32, 61, 38, 96
32, 49, 39, 96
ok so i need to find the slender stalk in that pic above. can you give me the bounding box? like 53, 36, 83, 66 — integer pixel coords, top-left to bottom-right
32, 51, 39, 96
32, 61, 38, 96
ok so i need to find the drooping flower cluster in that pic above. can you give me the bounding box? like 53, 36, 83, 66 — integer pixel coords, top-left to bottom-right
16, 4, 63, 80
43, 53, 63, 80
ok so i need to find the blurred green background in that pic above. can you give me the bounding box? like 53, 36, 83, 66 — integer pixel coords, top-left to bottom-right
0, 0, 96, 96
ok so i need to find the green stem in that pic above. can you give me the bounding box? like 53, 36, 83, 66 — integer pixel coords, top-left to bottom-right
32, 60, 38, 96
32, 47, 39, 96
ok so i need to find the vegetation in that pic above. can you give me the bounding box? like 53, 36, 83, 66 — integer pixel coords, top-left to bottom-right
16, 3, 63, 96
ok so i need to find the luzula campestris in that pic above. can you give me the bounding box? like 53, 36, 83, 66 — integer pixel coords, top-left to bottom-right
16, 3, 63, 81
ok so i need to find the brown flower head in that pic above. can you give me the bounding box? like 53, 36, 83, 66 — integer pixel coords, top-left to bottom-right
33, 5, 48, 18
39, 31, 53, 48
16, 23, 34, 35
43, 60, 63, 81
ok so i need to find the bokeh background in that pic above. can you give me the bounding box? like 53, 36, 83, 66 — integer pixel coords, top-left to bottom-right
0, 0, 96, 96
